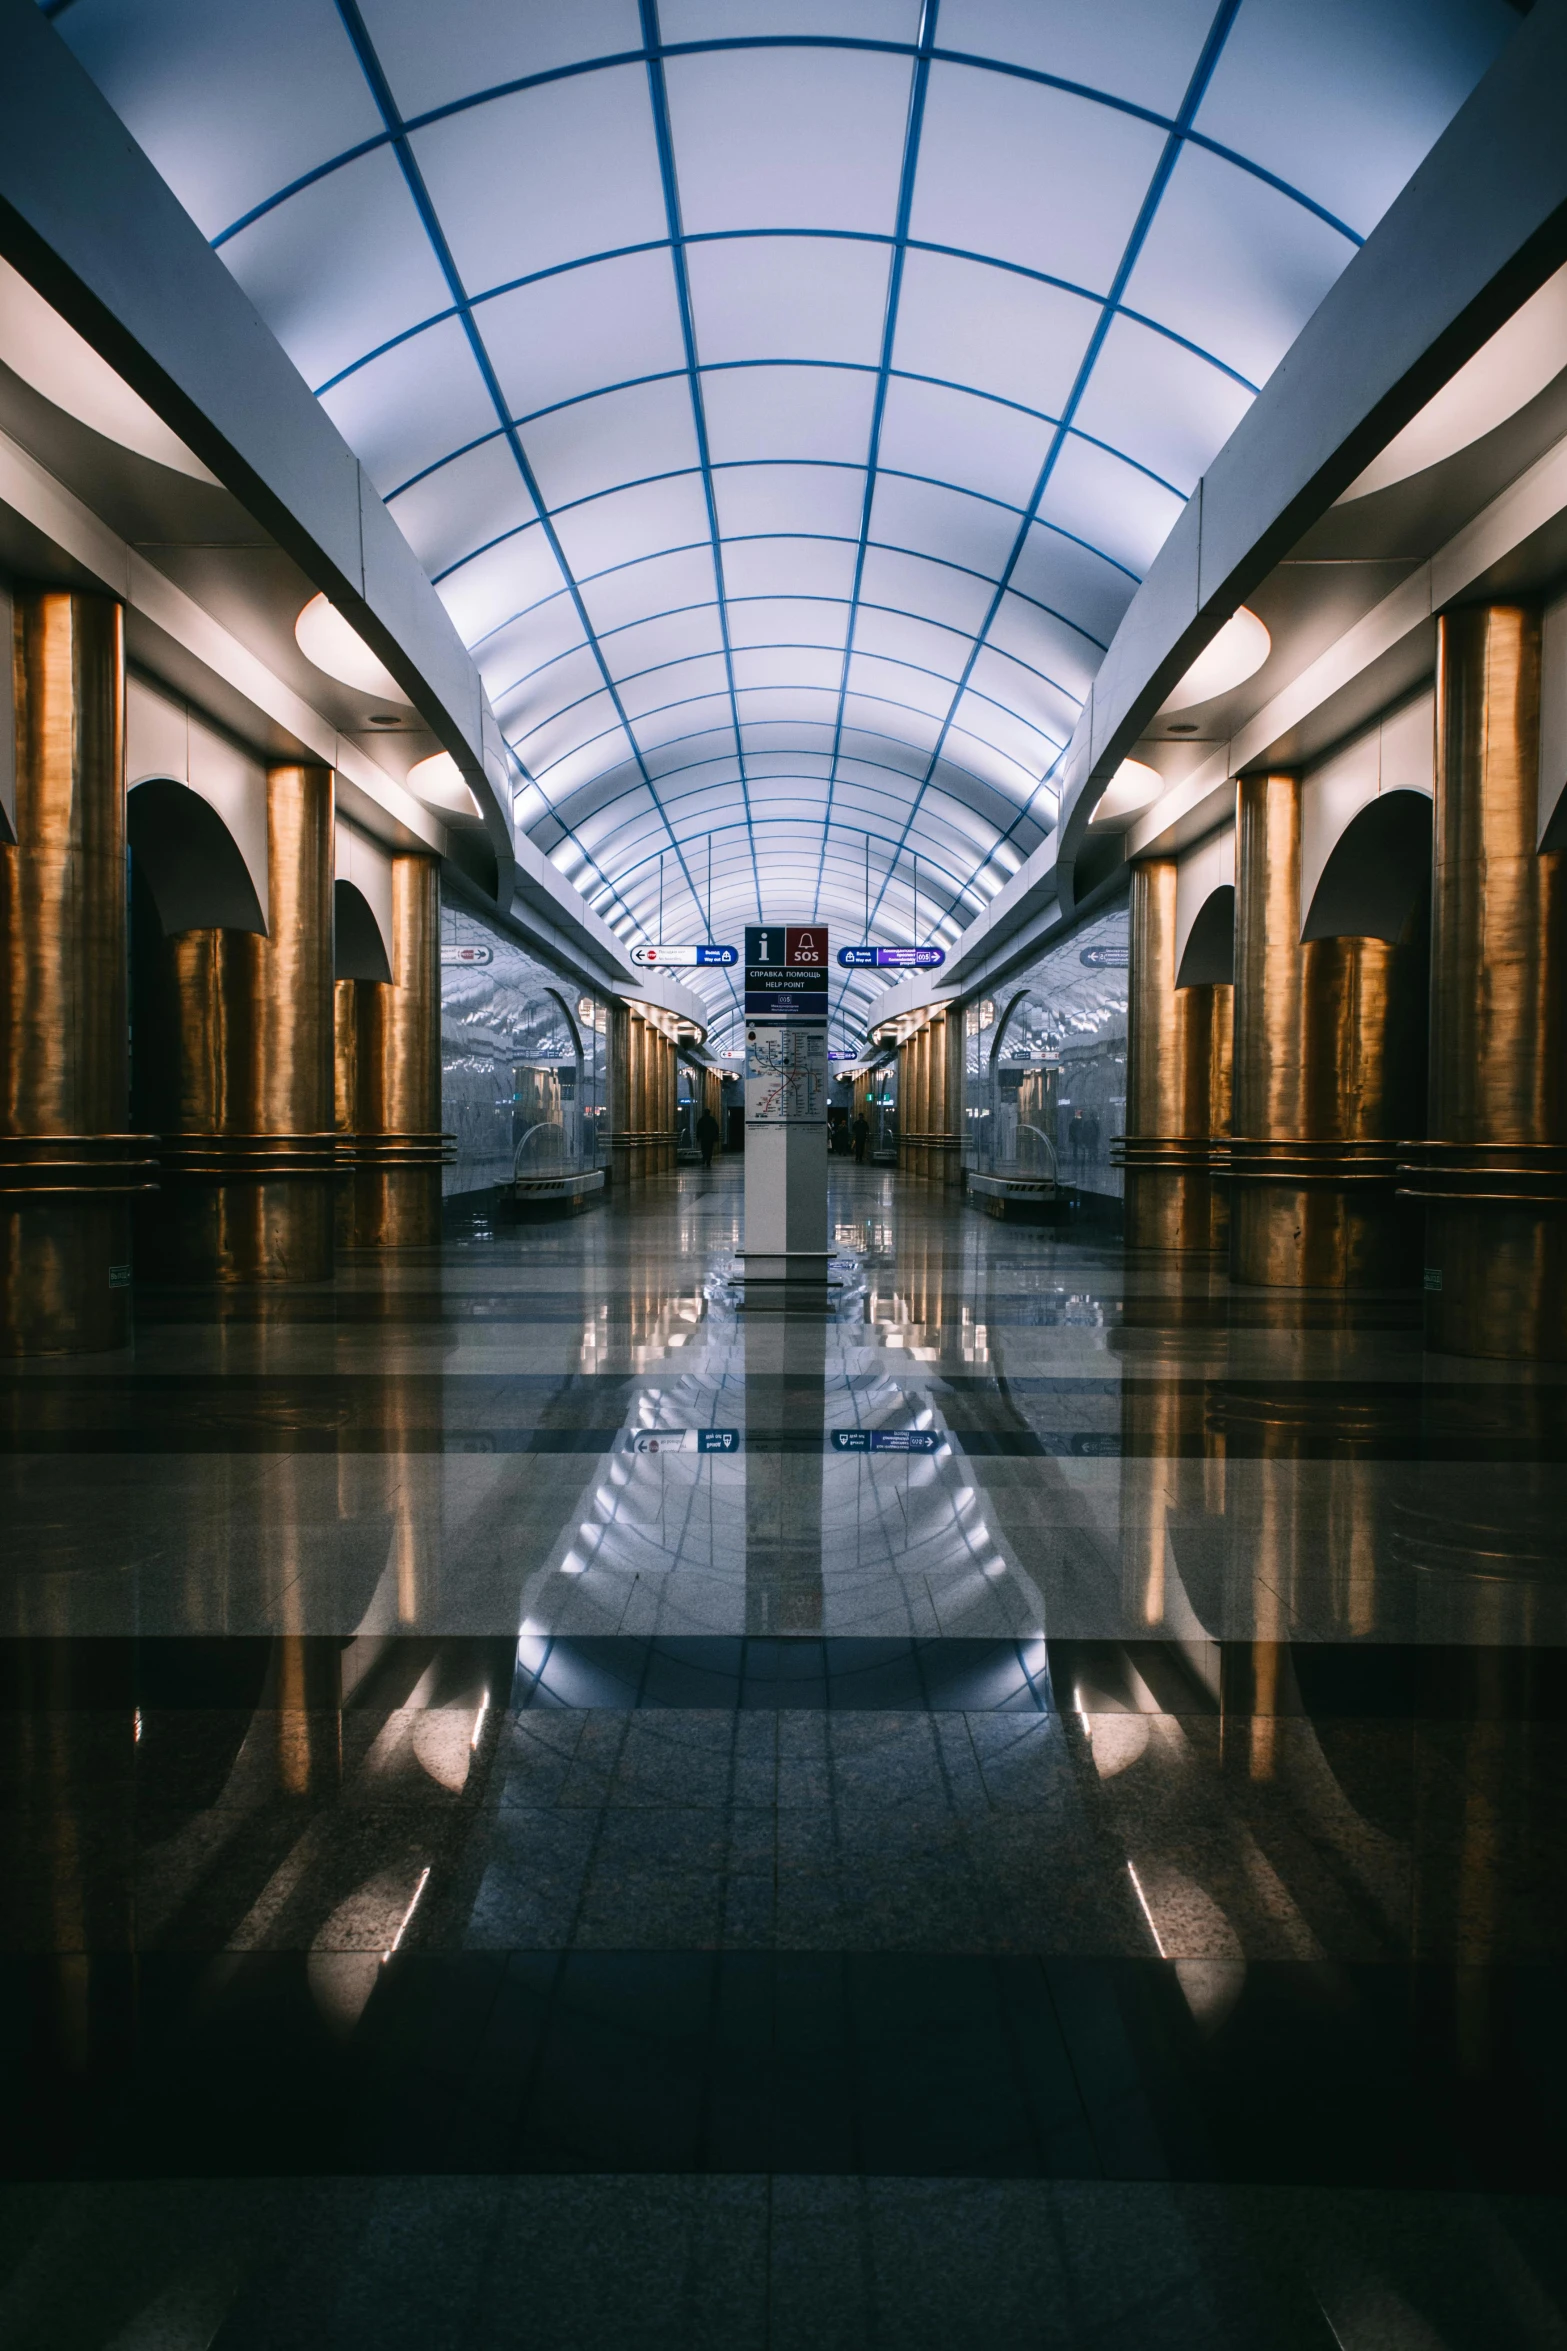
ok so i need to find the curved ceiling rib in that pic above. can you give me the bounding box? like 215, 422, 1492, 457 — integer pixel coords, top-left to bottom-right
49, 0, 1516, 1048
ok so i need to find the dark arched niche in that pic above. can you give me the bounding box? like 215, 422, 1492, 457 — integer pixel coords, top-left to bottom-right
335, 881, 392, 981
1176, 886, 1235, 987
128, 779, 266, 934
1302, 790, 1433, 943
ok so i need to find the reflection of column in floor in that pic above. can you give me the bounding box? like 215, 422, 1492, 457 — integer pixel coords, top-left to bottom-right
744, 1307, 826, 1632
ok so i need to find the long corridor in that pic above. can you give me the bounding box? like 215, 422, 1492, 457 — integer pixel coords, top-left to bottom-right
3, 1165, 1565, 2348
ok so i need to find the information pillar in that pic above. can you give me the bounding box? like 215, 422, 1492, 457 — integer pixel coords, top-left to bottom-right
740, 925, 831, 1293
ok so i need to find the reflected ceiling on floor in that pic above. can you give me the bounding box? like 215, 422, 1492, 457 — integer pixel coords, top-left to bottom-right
50, 0, 1514, 1044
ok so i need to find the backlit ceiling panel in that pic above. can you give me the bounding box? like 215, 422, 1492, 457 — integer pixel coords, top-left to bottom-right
50, 0, 1515, 1046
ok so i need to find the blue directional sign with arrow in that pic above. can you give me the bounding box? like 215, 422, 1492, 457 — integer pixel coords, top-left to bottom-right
831, 1428, 941, 1452
836, 945, 946, 969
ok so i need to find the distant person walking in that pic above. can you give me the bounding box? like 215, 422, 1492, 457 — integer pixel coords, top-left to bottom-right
695, 1107, 720, 1169
851, 1111, 870, 1164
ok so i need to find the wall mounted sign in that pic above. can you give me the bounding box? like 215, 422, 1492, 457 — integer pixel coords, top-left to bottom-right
441, 942, 493, 965
629, 942, 738, 967
744, 924, 829, 1018
1079, 944, 1130, 968
836, 945, 945, 969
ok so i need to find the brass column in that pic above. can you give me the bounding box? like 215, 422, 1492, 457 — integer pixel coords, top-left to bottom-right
337, 855, 449, 1247
1229, 774, 1415, 1287
1405, 606, 1567, 1356
931, 1011, 964, 1189
143, 763, 338, 1281
609, 1003, 633, 1193
1120, 859, 1232, 1251
0, 592, 155, 1352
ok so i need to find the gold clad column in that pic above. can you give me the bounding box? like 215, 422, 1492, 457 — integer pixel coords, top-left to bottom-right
937, 1010, 965, 1188
1408, 606, 1567, 1356
1229, 775, 1412, 1287
0, 592, 155, 1352
147, 763, 338, 1281
1120, 859, 1231, 1251
609, 1003, 633, 1194
340, 855, 450, 1247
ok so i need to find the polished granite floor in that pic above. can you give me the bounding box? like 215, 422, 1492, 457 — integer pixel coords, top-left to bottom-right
2, 1161, 1565, 2348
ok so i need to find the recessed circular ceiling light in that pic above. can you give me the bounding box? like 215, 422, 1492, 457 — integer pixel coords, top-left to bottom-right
294, 593, 409, 703
407, 751, 481, 819
1160, 609, 1271, 713
1090, 759, 1164, 826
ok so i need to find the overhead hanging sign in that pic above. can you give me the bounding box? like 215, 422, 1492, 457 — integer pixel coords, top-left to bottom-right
629, 942, 738, 968
831, 1428, 941, 1453
836, 945, 945, 969
627, 1428, 740, 1454
744, 924, 829, 1020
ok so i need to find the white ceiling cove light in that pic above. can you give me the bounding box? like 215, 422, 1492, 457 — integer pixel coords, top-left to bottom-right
0, 257, 217, 482
294, 593, 409, 703
407, 752, 481, 819
1342, 261, 1567, 500
1160, 610, 1271, 713
1091, 760, 1164, 826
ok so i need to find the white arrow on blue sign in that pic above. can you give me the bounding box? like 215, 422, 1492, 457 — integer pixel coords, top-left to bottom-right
831, 1428, 941, 1452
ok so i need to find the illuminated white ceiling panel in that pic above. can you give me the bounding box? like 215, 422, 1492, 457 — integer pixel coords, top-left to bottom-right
53, 0, 1517, 1047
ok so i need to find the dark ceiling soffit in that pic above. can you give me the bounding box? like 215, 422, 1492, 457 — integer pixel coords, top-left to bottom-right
1053, 0, 1567, 911
0, 0, 514, 904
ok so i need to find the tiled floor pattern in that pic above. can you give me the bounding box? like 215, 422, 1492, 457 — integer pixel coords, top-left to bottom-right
2, 1163, 1565, 2346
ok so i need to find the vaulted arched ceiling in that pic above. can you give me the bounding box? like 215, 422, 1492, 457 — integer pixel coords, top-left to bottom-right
49, 0, 1516, 1046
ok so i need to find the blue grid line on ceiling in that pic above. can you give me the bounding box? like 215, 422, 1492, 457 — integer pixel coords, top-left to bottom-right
640, 0, 766, 925
595, 819, 979, 914
329, 0, 738, 1004
816, 0, 940, 930
360, 349, 1208, 520
472, 531, 1113, 667
326, 225, 1261, 423
554, 813, 1033, 912
207, 28, 1365, 257
550, 788, 1036, 891
488, 591, 1088, 723
525, 695, 1053, 829
528, 735, 1053, 843
514, 676, 1064, 803
857, 0, 1245, 953
427, 455, 1146, 584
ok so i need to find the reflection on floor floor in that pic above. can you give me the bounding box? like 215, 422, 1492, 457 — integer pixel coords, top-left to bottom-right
2, 1164, 1564, 2348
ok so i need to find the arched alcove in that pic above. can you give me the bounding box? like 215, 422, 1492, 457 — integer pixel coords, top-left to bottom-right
1177, 887, 1236, 986
1302, 791, 1433, 943
127, 779, 266, 935
334, 881, 392, 982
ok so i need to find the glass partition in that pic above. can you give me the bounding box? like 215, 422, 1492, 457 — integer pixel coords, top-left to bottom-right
440, 892, 609, 1196
961, 898, 1129, 1201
